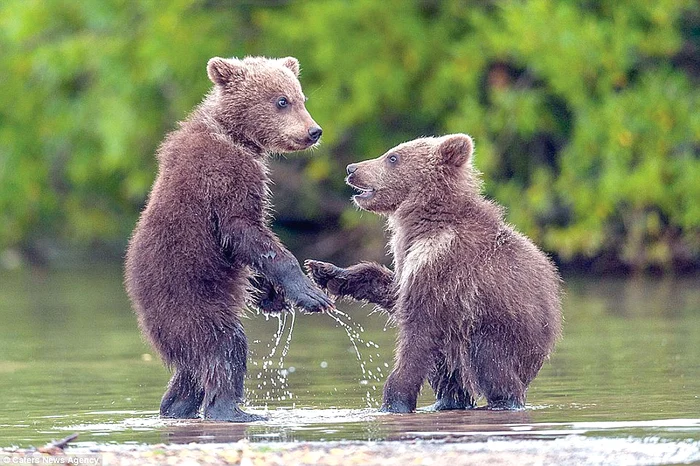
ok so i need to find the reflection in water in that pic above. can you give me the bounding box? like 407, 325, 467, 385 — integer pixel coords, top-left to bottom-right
58, 409, 700, 448
63, 409, 533, 445
134, 409, 535, 444
0, 268, 698, 447
162, 420, 249, 444
375, 410, 534, 441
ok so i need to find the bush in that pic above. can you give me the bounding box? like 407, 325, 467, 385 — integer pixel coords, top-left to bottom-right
1, 0, 698, 272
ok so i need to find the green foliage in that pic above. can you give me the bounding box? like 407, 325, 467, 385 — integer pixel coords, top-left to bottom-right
1, 0, 698, 272
257, 0, 700, 272
0, 0, 242, 248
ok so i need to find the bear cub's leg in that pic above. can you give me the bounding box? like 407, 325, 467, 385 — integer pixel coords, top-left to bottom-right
305, 260, 396, 310
471, 333, 527, 410
423, 358, 474, 411
380, 321, 440, 413
160, 369, 205, 419
380, 362, 424, 413
200, 319, 266, 422
159, 318, 266, 422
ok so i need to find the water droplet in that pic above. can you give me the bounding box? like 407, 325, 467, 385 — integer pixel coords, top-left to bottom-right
249, 309, 297, 404
325, 309, 383, 407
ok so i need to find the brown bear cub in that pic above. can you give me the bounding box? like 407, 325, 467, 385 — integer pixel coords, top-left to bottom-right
125, 56, 333, 422
307, 134, 562, 412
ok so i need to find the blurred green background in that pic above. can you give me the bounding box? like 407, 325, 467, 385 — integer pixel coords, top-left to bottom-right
1, 0, 699, 273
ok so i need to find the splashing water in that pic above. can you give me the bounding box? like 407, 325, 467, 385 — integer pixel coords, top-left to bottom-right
249, 309, 297, 407
326, 308, 385, 408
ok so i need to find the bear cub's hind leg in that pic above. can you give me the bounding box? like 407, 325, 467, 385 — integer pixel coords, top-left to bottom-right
160, 369, 205, 419
471, 333, 527, 411
423, 360, 474, 411
200, 319, 266, 422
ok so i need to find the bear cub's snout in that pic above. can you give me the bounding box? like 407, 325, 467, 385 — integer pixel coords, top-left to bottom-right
308, 126, 323, 142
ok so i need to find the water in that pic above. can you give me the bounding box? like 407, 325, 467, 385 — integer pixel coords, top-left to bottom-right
0, 267, 698, 449
325, 308, 384, 408
249, 309, 296, 406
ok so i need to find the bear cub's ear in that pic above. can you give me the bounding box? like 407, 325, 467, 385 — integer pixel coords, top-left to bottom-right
438, 134, 474, 167
207, 57, 245, 86
279, 57, 300, 77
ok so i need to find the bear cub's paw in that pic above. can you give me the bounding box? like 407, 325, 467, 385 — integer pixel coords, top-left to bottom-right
248, 276, 290, 314
304, 260, 348, 296
419, 398, 472, 412
379, 400, 414, 414
203, 405, 268, 423
282, 272, 335, 313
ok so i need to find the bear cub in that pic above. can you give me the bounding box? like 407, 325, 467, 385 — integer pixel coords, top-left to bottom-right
125, 56, 333, 422
307, 134, 562, 412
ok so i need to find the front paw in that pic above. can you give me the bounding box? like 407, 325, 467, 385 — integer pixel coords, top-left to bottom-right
285, 275, 335, 313
248, 276, 289, 314
304, 260, 339, 287
304, 260, 347, 295
258, 289, 289, 314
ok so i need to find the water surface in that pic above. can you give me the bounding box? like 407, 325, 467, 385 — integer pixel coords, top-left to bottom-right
0, 267, 698, 448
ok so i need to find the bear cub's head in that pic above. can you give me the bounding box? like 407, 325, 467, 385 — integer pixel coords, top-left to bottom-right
207, 56, 322, 153
346, 134, 474, 214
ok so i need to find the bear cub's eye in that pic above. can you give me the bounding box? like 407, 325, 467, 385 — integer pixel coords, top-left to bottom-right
276, 97, 289, 109
387, 154, 399, 164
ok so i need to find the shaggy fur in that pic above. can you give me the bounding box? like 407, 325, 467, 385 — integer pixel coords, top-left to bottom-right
307, 134, 562, 412
125, 56, 333, 422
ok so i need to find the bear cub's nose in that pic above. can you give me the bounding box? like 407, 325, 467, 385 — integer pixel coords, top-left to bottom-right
346, 163, 358, 175
308, 127, 323, 142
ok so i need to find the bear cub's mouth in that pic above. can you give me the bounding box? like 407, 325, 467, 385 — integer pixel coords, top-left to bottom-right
346, 178, 375, 200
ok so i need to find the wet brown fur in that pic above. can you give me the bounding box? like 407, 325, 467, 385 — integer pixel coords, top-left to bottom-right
125, 56, 332, 422
307, 134, 562, 412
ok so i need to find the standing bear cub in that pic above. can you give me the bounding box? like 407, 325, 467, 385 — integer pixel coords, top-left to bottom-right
307, 134, 562, 412
125, 56, 333, 422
